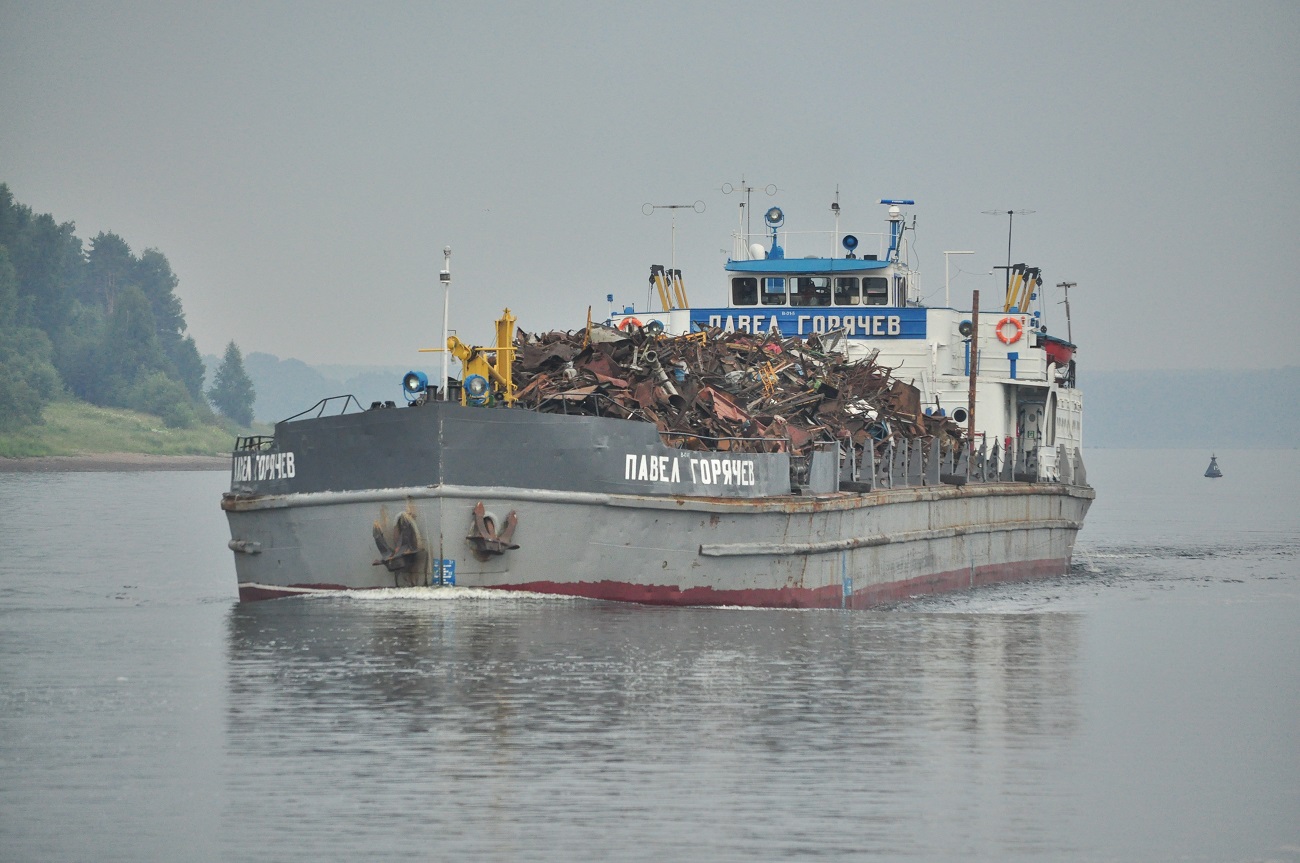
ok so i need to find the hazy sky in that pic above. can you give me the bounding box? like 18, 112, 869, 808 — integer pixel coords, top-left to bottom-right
2, 1, 1296, 373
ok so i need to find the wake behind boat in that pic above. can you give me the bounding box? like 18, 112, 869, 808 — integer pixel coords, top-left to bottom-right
222, 197, 1093, 605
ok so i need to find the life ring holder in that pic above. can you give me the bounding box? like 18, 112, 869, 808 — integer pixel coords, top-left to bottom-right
996, 316, 1023, 345
618, 317, 643, 332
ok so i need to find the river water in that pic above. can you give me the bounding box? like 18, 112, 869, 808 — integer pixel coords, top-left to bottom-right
0, 450, 1296, 862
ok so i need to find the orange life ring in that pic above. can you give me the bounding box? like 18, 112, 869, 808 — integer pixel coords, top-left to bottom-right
996, 316, 1023, 345
618, 317, 643, 331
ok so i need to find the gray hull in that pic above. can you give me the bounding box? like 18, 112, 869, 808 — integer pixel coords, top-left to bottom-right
223, 403, 1092, 605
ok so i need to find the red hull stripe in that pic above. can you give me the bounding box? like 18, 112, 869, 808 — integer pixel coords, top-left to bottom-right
237, 582, 352, 602
846, 557, 1067, 608
493, 557, 1068, 608
239, 558, 1068, 607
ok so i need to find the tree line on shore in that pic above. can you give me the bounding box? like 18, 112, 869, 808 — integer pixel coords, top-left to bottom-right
0, 184, 254, 432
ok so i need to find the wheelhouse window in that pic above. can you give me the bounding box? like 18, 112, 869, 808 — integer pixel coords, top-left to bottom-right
731, 277, 758, 306
761, 277, 786, 305
834, 277, 860, 305
864, 277, 889, 306
790, 276, 831, 307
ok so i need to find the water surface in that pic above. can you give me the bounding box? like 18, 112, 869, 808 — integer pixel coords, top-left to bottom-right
1, 451, 1296, 862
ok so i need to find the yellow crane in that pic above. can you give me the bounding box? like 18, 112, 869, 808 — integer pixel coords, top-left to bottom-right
424, 308, 517, 405
650, 265, 690, 311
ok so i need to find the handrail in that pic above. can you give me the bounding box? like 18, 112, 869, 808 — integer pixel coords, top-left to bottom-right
233, 435, 275, 452
527, 389, 792, 453
279, 394, 365, 424
533, 390, 653, 423
657, 429, 793, 453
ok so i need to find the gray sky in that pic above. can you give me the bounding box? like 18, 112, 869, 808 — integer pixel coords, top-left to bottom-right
2, 1, 1296, 372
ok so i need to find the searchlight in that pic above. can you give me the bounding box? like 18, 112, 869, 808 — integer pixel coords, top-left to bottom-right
402, 370, 428, 404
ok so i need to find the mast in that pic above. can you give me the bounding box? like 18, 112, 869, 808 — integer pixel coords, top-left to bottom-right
1058, 281, 1077, 343
968, 289, 979, 464
440, 246, 451, 400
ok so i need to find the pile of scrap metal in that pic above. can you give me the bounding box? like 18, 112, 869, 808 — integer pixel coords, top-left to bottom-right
511, 323, 965, 459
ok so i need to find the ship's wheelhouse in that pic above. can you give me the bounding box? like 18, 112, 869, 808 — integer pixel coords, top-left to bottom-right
725, 258, 905, 309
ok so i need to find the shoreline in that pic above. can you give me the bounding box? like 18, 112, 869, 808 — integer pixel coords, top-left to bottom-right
0, 453, 229, 473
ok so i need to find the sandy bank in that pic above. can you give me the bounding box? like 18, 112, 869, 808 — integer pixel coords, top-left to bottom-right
0, 453, 229, 472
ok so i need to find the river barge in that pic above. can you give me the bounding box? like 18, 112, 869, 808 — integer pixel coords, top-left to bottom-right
222, 198, 1093, 605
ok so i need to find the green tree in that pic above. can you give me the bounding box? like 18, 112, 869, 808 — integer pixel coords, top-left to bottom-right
208, 341, 255, 426
170, 334, 206, 401
0, 246, 18, 326
127, 370, 197, 429
0, 251, 61, 430
134, 248, 184, 335
0, 331, 60, 431
54, 303, 106, 402
0, 186, 211, 429
84, 232, 134, 315
0, 306, 61, 434
133, 248, 204, 398
96, 285, 167, 405
0, 184, 83, 334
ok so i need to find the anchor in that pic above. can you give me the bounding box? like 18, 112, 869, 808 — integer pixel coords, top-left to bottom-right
372, 510, 423, 572
466, 502, 519, 558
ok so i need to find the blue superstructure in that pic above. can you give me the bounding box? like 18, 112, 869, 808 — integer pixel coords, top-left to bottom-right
688, 307, 926, 339
725, 258, 890, 274
612, 198, 928, 341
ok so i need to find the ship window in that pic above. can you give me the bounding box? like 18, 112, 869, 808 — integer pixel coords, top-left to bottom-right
790, 276, 831, 307
834, 277, 860, 305
864, 277, 889, 305
731, 277, 758, 306
761, 277, 786, 305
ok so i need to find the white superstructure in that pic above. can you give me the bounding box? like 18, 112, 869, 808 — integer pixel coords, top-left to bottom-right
610, 198, 1082, 481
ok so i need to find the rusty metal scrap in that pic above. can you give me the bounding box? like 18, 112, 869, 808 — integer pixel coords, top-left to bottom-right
511, 323, 965, 459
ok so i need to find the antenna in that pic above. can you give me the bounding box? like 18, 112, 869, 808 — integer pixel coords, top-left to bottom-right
1057, 281, 1077, 343
440, 246, 452, 400
722, 177, 777, 245
982, 208, 1035, 293
642, 200, 705, 273
831, 185, 841, 257
942, 250, 975, 308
